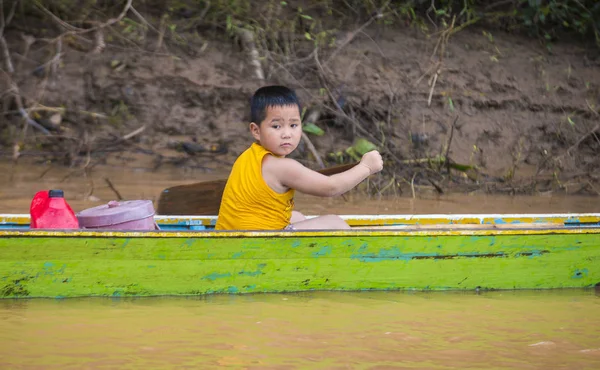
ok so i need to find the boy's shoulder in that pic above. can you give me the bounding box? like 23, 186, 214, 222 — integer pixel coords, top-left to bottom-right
262, 155, 306, 181
261, 155, 302, 193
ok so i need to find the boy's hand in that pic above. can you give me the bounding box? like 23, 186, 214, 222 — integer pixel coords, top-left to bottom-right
359, 150, 383, 175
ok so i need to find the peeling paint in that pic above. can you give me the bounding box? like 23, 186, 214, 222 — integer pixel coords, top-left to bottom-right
572, 268, 589, 279
179, 239, 194, 248
351, 247, 412, 262
238, 264, 265, 277
227, 286, 239, 293
515, 250, 548, 258
202, 272, 232, 281
312, 246, 332, 257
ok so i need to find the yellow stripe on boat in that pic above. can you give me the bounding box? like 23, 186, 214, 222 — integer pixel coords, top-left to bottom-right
1, 226, 600, 238
3, 213, 600, 228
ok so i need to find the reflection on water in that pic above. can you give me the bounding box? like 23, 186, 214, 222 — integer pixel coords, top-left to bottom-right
1, 161, 599, 215
1, 291, 599, 369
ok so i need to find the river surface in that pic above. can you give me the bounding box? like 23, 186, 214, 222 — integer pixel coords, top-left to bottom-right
1, 291, 599, 369
1, 161, 599, 215
1, 161, 600, 369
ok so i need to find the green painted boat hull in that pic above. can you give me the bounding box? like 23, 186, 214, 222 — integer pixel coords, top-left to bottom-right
1, 228, 599, 298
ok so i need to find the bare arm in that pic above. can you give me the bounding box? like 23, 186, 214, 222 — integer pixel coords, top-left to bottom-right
263, 151, 383, 197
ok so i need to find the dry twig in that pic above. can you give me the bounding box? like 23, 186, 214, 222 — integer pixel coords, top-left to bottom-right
93, 29, 106, 54
17, 33, 36, 73
7, 81, 50, 135
50, 37, 62, 87
444, 115, 459, 174
301, 132, 325, 169
417, 16, 456, 107
324, 0, 390, 66
156, 13, 168, 51
564, 101, 600, 155
566, 123, 600, 154
35, 0, 133, 38
104, 177, 124, 200
0, 0, 19, 74
121, 125, 146, 141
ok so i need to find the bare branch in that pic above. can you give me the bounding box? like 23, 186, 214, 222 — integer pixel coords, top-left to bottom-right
1, 0, 19, 30
324, 0, 390, 66
4, 0, 17, 25
0, 36, 13, 73
566, 123, 600, 154
156, 13, 168, 51
35, 0, 133, 38
121, 125, 146, 141
33, 0, 81, 32
301, 132, 325, 169
104, 178, 124, 200
0, 0, 19, 74
9, 83, 51, 135
108, 0, 134, 28
16, 33, 36, 73
50, 37, 62, 87
130, 6, 160, 34
93, 29, 106, 54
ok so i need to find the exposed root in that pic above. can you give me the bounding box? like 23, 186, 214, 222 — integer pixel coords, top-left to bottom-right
237, 28, 264, 80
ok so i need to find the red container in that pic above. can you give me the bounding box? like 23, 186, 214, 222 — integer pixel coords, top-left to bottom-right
30, 190, 79, 229
29, 190, 49, 228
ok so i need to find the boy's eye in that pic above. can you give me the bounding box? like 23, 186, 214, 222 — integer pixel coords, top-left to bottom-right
291, 123, 299, 128
272, 125, 281, 129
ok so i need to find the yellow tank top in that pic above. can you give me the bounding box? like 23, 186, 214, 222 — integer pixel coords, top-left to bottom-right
215, 143, 295, 230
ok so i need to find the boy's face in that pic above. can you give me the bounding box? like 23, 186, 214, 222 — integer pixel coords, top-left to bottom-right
250, 105, 302, 157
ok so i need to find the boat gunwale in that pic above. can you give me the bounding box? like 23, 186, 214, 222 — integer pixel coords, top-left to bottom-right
2, 212, 600, 226
1, 226, 600, 238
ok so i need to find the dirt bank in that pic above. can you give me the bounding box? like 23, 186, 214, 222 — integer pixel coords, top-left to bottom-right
1, 10, 599, 198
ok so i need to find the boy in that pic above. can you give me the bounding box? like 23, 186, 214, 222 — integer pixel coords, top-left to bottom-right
215, 85, 383, 230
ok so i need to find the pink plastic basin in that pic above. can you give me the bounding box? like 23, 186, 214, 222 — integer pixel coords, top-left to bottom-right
77, 200, 156, 230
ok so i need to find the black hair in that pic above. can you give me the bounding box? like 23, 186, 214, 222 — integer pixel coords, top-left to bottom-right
250, 85, 301, 124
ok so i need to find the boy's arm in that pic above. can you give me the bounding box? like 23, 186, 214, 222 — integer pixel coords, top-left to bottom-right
264, 151, 383, 197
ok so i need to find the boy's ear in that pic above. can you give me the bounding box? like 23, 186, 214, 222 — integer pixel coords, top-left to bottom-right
249, 122, 261, 141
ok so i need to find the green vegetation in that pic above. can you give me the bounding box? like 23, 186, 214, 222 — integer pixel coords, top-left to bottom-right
16, 1, 599, 48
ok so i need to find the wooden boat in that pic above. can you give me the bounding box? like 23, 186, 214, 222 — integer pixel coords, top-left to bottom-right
1, 213, 599, 298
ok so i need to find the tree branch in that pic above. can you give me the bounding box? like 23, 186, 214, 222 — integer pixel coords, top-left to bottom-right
0, 0, 19, 74
35, 0, 133, 37
324, 0, 390, 66
9, 82, 50, 135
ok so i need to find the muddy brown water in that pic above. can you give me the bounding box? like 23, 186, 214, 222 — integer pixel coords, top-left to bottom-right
1, 161, 600, 368
1, 161, 599, 215
1, 291, 599, 369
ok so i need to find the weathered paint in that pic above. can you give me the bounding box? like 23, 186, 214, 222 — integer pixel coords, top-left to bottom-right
1, 225, 599, 298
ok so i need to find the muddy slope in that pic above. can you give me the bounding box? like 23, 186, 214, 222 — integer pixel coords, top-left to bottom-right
3, 22, 600, 196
